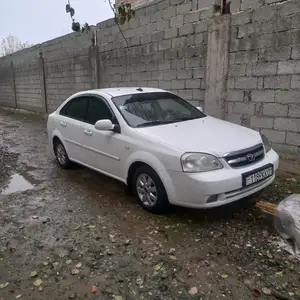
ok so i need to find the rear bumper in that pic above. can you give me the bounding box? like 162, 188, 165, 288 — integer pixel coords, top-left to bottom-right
159, 149, 279, 209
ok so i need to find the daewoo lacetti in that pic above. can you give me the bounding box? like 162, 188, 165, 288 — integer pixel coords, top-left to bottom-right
47, 88, 279, 213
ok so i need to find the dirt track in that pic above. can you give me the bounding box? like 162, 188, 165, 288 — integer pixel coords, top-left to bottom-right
1, 108, 300, 300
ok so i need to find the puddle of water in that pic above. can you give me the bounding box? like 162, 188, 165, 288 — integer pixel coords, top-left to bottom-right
1, 173, 34, 195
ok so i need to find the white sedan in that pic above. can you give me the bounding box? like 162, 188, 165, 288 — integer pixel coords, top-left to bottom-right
47, 87, 279, 213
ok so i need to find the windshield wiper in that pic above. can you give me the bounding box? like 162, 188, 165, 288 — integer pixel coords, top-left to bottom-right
136, 120, 176, 127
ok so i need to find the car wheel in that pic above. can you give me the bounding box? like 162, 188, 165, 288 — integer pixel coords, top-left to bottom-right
54, 140, 73, 169
132, 165, 170, 214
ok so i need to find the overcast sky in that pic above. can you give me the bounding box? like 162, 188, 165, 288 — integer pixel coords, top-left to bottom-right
0, 0, 114, 45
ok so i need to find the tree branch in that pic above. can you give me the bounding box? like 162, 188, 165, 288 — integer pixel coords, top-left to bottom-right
107, 0, 129, 48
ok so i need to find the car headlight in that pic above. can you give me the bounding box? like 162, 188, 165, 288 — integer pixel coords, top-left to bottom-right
261, 134, 272, 153
181, 153, 223, 173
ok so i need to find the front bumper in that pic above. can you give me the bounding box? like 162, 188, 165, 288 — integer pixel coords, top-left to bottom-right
159, 149, 279, 209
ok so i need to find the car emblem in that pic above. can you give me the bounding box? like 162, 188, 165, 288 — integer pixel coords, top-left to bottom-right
246, 153, 255, 162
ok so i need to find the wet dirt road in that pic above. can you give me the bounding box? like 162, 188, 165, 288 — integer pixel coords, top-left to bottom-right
1, 108, 300, 300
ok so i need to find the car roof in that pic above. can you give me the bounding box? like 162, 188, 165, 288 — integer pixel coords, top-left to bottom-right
74, 87, 166, 98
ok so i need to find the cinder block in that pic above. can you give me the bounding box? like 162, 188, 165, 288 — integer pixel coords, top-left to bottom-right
278, 60, 300, 75
163, 70, 177, 80
292, 44, 300, 60
274, 117, 300, 132
279, 0, 300, 16
193, 68, 205, 78
235, 77, 257, 89
264, 75, 291, 89
263, 103, 288, 117
235, 50, 258, 64
227, 90, 244, 102
164, 28, 178, 39
171, 79, 185, 89
159, 80, 172, 90
254, 89, 277, 104
152, 31, 165, 42
251, 62, 278, 76
159, 40, 172, 51
275, 90, 300, 103
229, 64, 246, 77
179, 24, 194, 36
272, 143, 299, 153
176, 2, 192, 14
233, 102, 255, 114
261, 129, 286, 143
288, 104, 300, 117
241, 0, 264, 11
184, 11, 201, 24
185, 79, 201, 89
264, 47, 292, 62
291, 75, 300, 88
163, 6, 176, 19
158, 61, 171, 70
231, 11, 252, 26
251, 116, 274, 129
195, 21, 208, 33
286, 132, 300, 146
177, 69, 193, 79
170, 15, 184, 27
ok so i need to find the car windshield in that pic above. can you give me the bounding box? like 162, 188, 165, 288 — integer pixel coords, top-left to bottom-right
111, 92, 206, 128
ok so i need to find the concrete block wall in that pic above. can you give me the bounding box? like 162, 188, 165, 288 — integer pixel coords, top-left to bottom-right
14, 59, 43, 112
0, 63, 14, 108
98, 0, 214, 107
0, 0, 300, 153
227, 0, 300, 153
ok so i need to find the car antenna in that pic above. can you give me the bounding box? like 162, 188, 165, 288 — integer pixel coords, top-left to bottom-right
136, 87, 143, 91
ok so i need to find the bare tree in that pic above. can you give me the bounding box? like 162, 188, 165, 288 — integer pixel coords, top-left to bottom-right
0, 35, 33, 57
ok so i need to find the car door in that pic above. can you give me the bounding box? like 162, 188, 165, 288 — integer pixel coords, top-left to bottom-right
81, 96, 126, 180
58, 97, 88, 162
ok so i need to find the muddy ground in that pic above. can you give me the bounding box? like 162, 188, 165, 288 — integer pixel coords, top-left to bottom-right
1, 108, 300, 300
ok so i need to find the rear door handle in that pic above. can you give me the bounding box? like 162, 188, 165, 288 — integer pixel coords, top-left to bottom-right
84, 129, 93, 136
60, 121, 67, 127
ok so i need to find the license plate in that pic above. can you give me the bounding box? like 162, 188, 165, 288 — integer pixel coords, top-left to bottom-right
242, 164, 274, 187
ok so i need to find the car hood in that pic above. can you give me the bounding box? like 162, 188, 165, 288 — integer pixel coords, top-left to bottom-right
135, 116, 262, 157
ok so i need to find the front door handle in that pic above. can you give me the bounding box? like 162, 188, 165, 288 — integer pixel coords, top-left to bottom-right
60, 121, 67, 127
84, 129, 93, 136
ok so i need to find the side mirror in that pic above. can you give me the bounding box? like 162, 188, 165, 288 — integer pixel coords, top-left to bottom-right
95, 119, 114, 131
197, 106, 203, 112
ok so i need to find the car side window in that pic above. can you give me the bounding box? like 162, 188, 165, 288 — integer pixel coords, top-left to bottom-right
86, 97, 113, 125
60, 97, 88, 121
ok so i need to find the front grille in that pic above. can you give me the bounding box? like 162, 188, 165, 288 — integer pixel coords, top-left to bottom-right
223, 143, 265, 168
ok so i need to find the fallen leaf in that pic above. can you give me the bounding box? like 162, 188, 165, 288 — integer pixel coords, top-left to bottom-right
38, 286, 43, 292
15, 295, 22, 299
220, 274, 228, 279
296, 290, 300, 295
76, 263, 82, 268
276, 271, 283, 277
154, 264, 162, 271
30, 271, 38, 278
188, 287, 198, 295
288, 190, 292, 194
33, 279, 43, 287
71, 268, 80, 275
169, 248, 176, 254
195, 239, 200, 242
114, 296, 123, 300
42, 262, 48, 266
74, 225, 81, 230
91, 285, 97, 294
66, 260, 72, 265
0, 282, 9, 289
88, 225, 96, 229
97, 216, 102, 224
32, 216, 39, 219
253, 289, 261, 297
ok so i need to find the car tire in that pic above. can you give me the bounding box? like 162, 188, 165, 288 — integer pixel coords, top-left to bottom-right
132, 165, 170, 214
53, 139, 73, 169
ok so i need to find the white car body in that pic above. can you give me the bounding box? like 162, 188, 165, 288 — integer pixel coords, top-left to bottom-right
47, 87, 279, 209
